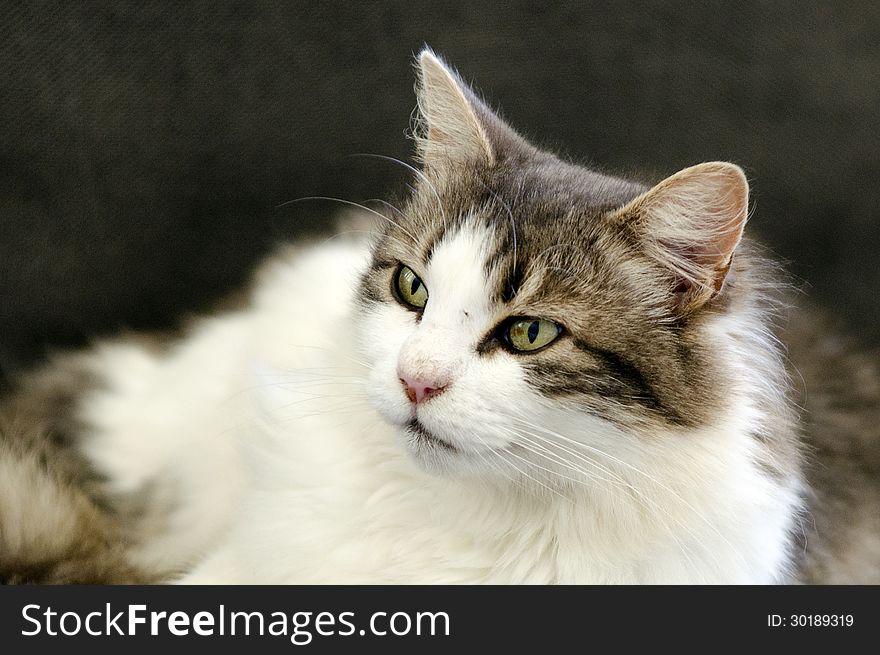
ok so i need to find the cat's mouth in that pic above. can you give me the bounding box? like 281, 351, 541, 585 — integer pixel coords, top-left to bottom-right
405, 419, 459, 453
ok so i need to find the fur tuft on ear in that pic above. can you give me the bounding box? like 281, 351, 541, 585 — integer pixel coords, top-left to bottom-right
617, 162, 750, 312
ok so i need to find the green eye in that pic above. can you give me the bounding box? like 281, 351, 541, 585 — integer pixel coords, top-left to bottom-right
506, 319, 561, 352
395, 265, 428, 309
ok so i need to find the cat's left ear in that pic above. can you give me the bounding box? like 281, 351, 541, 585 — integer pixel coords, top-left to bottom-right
415, 48, 525, 173
616, 161, 749, 313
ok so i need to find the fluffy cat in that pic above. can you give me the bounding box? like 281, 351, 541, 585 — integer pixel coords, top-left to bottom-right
1, 49, 878, 583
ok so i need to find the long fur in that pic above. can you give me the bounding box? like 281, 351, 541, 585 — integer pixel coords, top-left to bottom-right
0, 49, 876, 584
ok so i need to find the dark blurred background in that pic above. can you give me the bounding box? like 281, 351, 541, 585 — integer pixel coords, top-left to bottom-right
1, 2, 879, 385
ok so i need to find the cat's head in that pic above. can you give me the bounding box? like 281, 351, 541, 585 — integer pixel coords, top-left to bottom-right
356, 49, 757, 484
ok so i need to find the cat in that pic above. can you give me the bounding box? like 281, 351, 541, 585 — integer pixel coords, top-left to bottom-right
1, 48, 878, 584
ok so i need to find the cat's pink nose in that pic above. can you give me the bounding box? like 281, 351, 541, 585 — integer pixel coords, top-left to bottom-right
399, 374, 448, 404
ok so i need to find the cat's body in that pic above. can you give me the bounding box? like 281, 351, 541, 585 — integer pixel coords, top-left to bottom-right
1, 50, 877, 584
1, 235, 801, 584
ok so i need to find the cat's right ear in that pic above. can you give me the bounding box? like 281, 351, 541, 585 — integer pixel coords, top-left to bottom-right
414, 48, 524, 173
614, 161, 750, 314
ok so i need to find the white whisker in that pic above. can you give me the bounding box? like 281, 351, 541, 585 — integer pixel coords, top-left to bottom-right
277, 195, 420, 245
349, 152, 447, 224
506, 413, 745, 572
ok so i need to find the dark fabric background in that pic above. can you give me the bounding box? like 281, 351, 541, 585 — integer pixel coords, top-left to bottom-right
1, 2, 879, 384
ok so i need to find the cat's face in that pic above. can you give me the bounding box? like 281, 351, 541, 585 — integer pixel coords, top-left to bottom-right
356, 51, 750, 485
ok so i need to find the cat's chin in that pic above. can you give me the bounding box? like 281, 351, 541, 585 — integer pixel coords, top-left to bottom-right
406, 419, 460, 453
396, 419, 495, 478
